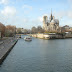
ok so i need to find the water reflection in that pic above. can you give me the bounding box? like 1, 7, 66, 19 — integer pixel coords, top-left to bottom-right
0, 35, 72, 72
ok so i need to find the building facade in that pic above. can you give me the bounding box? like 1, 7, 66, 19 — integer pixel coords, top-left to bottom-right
43, 11, 59, 32
63, 25, 72, 32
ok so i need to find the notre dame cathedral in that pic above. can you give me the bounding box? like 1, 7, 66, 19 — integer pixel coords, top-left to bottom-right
43, 10, 59, 32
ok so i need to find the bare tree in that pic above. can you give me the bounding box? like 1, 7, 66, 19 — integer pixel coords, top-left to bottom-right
37, 26, 45, 33
16, 28, 22, 34
31, 26, 37, 34
0, 22, 5, 37
5, 25, 16, 37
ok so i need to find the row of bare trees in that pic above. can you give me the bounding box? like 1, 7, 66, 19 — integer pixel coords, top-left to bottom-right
31, 26, 45, 34
0, 22, 16, 37
0, 22, 45, 37
16, 26, 45, 34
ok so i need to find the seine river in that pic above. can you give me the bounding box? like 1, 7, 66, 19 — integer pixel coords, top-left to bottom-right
0, 35, 72, 72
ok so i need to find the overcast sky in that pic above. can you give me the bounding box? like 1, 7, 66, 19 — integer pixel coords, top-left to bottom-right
0, 0, 72, 29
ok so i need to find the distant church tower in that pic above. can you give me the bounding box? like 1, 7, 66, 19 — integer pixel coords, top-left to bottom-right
43, 9, 59, 32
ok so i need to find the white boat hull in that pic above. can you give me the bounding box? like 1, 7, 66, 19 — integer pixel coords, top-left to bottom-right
24, 36, 32, 41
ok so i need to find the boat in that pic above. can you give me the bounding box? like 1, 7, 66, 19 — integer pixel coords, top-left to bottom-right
24, 36, 32, 41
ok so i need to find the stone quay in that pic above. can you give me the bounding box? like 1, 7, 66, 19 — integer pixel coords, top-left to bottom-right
0, 37, 18, 64
31, 32, 72, 39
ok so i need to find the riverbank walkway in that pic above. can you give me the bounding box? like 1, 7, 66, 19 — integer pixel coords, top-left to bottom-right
0, 37, 18, 64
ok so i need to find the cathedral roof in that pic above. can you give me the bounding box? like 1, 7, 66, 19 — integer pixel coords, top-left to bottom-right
54, 19, 59, 24
50, 19, 59, 24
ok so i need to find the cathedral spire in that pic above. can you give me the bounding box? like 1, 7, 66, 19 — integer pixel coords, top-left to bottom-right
51, 8, 53, 20
51, 8, 52, 15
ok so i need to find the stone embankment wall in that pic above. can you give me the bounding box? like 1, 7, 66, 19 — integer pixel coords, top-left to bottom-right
31, 34, 63, 39
31, 33, 72, 39
0, 37, 18, 64
65, 32, 72, 38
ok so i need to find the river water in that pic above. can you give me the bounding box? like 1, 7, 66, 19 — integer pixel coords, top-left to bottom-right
0, 35, 72, 72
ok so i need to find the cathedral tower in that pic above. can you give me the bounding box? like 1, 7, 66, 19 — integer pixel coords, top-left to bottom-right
43, 16, 48, 30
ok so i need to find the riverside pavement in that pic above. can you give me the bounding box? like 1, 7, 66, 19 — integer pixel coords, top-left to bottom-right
0, 37, 18, 64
